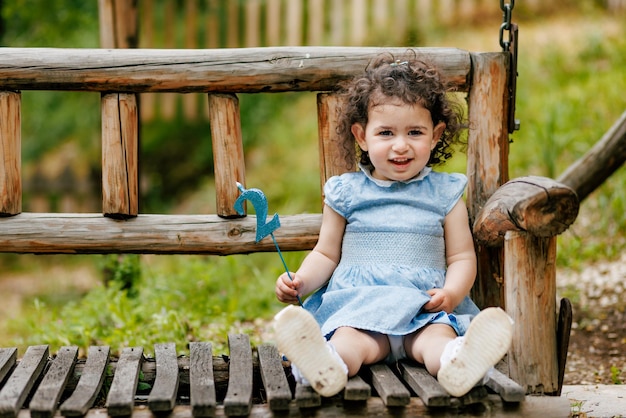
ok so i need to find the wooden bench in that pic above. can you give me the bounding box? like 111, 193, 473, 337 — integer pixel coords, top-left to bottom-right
0, 46, 578, 416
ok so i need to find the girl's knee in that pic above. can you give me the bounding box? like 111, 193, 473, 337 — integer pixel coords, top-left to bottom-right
330, 327, 390, 375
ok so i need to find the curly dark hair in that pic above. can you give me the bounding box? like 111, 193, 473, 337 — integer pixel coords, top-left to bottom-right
336, 52, 467, 169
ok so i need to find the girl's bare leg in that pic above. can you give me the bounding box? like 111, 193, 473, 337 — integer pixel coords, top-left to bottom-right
329, 327, 390, 376
403, 323, 457, 375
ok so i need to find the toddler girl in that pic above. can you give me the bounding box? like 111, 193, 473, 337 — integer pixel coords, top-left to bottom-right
274, 53, 513, 398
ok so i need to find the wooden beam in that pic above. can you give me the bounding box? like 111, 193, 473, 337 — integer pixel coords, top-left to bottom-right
317, 93, 355, 205
473, 176, 579, 246
0, 213, 321, 254
0, 47, 471, 93
0, 91, 21, 216
101, 93, 139, 218
466, 52, 510, 310
208, 93, 246, 218
504, 232, 559, 395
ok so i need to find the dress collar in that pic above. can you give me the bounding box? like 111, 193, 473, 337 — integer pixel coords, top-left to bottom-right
359, 163, 431, 188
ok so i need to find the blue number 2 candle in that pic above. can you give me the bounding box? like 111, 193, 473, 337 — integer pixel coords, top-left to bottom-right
235, 182, 303, 306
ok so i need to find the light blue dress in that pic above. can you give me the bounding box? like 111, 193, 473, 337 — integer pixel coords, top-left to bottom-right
303, 165, 480, 341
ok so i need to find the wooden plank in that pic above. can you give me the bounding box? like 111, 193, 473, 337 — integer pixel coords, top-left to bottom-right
223, 334, 253, 416
458, 385, 488, 405
0, 213, 321, 254
556, 297, 573, 396
189, 342, 216, 417
208, 93, 246, 218
505, 232, 559, 394
0, 345, 48, 418
0, 349, 17, 385
368, 363, 410, 406
485, 368, 526, 403
101, 93, 139, 218
343, 374, 370, 401
398, 361, 449, 407
106, 347, 143, 417
256, 345, 291, 411
73, 395, 573, 417
0, 91, 21, 216
466, 51, 510, 310
294, 384, 320, 408
59, 346, 110, 417
317, 93, 355, 203
148, 343, 179, 413
29, 346, 78, 418
0, 47, 472, 93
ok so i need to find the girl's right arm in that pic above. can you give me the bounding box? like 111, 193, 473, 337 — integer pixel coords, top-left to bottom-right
275, 204, 346, 304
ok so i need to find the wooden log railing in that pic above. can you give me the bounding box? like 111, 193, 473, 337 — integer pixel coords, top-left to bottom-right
0, 46, 580, 397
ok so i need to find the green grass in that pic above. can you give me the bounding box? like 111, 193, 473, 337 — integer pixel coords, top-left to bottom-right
2, 11, 626, 356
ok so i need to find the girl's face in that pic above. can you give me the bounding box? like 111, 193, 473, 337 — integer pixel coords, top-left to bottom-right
351, 98, 445, 182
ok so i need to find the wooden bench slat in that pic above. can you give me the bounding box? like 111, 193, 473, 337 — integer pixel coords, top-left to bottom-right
257, 345, 291, 411
294, 384, 320, 408
0, 345, 49, 418
148, 343, 179, 413
223, 334, 253, 416
189, 342, 216, 417
368, 363, 410, 407
106, 347, 143, 417
344, 374, 371, 401
59, 346, 110, 417
485, 368, 526, 402
0, 348, 17, 386
29, 346, 78, 418
398, 361, 450, 407
458, 385, 489, 405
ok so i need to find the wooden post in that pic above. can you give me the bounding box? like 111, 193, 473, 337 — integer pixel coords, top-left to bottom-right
98, 0, 138, 49
317, 93, 355, 203
101, 93, 139, 218
504, 231, 559, 394
208, 93, 246, 218
466, 52, 510, 309
0, 91, 21, 216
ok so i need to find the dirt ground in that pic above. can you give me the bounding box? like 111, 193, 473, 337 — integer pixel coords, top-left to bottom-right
557, 253, 626, 385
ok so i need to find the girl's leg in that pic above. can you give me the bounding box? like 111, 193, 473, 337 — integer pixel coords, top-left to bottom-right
403, 323, 457, 376
329, 326, 391, 376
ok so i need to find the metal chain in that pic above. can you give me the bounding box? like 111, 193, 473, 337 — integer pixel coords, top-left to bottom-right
499, 0, 515, 51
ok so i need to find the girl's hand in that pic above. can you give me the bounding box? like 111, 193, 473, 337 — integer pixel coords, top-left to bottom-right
423, 288, 458, 313
275, 272, 302, 304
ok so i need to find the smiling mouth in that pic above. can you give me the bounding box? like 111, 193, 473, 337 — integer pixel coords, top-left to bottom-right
390, 158, 412, 166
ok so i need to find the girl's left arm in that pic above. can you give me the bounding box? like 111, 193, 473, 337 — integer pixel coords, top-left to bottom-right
424, 199, 477, 313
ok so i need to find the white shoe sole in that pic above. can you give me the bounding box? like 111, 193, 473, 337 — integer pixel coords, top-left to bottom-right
437, 307, 513, 397
274, 305, 347, 397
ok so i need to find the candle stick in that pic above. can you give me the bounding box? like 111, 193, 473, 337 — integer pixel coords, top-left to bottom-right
235, 183, 303, 306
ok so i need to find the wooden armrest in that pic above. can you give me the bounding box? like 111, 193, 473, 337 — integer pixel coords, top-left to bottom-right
472, 176, 579, 246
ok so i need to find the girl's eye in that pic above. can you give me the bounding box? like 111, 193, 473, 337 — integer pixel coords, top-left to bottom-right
378, 130, 393, 136
409, 129, 423, 136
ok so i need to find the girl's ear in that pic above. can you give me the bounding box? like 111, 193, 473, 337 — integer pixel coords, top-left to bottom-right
431, 122, 446, 149
351, 123, 367, 151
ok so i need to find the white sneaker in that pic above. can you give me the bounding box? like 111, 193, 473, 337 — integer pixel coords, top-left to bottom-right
437, 307, 513, 397
274, 305, 348, 397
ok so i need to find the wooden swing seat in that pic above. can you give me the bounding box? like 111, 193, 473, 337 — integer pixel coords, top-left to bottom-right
0, 46, 578, 416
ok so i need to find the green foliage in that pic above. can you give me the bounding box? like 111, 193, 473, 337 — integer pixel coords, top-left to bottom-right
610, 365, 623, 385
4, 253, 307, 355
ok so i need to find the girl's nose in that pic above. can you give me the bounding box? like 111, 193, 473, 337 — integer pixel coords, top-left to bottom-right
392, 136, 409, 152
